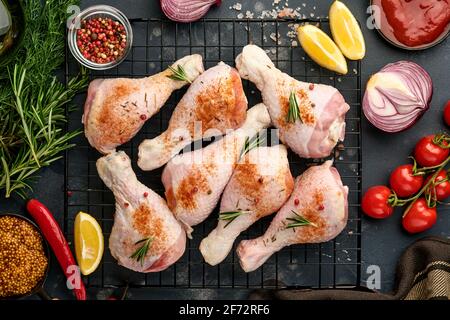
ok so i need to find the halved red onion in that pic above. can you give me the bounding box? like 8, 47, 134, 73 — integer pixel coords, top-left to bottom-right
160, 0, 221, 23
363, 61, 433, 133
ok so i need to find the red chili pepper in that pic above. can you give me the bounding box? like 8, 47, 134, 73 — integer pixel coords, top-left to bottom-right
26, 199, 87, 300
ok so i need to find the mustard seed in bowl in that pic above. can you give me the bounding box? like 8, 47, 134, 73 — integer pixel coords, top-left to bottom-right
0, 215, 48, 298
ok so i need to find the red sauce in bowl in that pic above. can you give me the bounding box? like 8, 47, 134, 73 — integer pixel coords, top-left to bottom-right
372, 0, 450, 49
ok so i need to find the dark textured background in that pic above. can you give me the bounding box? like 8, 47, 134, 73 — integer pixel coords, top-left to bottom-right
1, 0, 449, 299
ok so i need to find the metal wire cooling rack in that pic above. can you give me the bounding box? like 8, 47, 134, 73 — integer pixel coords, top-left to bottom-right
64, 18, 362, 290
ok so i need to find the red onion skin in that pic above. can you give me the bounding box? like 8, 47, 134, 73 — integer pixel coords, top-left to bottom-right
161, 0, 221, 23
363, 61, 433, 133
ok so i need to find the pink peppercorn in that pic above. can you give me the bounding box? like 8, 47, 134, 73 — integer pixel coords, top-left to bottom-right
76, 17, 127, 64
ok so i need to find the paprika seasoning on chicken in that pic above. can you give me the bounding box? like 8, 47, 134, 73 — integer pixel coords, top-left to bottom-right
373, 0, 450, 48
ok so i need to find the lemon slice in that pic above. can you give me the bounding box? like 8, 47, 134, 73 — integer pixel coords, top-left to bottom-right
297, 24, 348, 75
74, 211, 104, 276
329, 0, 366, 60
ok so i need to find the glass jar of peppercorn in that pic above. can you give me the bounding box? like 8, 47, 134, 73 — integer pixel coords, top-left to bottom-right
68, 5, 133, 70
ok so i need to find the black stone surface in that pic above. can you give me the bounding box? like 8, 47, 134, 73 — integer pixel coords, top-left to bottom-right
1, 0, 448, 299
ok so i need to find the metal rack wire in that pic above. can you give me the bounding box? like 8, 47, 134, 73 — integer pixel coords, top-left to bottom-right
64, 18, 362, 290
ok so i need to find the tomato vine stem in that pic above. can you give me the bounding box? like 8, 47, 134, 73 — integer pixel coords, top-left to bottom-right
390, 155, 450, 218
410, 156, 444, 176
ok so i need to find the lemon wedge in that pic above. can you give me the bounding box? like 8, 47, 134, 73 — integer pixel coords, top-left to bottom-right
329, 0, 365, 60
74, 211, 104, 276
297, 24, 348, 75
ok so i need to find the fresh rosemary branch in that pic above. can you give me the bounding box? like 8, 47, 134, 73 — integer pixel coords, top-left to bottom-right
1, 0, 77, 82
219, 210, 250, 228
286, 90, 302, 123
129, 237, 154, 266
167, 65, 191, 83
286, 210, 317, 229
0, 0, 87, 198
0, 66, 87, 198
239, 135, 266, 159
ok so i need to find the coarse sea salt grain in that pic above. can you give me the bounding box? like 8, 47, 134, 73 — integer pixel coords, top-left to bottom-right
287, 30, 296, 38
232, 3, 242, 11
229, 0, 319, 48
270, 32, 278, 42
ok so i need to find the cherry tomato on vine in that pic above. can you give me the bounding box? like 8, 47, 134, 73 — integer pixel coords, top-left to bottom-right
362, 185, 394, 219
425, 169, 450, 201
402, 198, 437, 234
389, 164, 423, 198
443, 100, 450, 127
414, 135, 449, 167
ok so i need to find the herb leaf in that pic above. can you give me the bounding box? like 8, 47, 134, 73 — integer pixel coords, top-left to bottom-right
286, 210, 317, 229
286, 91, 302, 123
239, 135, 265, 159
0, 0, 87, 198
219, 211, 250, 228
167, 65, 191, 83
130, 237, 154, 266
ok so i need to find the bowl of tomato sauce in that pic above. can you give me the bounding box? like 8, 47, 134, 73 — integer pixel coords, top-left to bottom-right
67, 5, 133, 70
370, 0, 450, 50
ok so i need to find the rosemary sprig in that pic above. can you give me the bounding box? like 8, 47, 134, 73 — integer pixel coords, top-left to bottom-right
129, 237, 154, 266
167, 65, 191, 83
286, 90, 302, 123
286, 210, 317, 229
0, 0, 87, 198
0, 65, 86, 198
239, 135, 266, 159
219, 210, 250, 228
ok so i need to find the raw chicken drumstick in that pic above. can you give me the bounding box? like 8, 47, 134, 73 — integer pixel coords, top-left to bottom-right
237, 160, 348, 272
236, 44, 350, 158
84, 54, 204, 154
97, 151, 186, 273
162, 103, 271, 237
138, 63, 248, 171
200, 144, 294, 266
